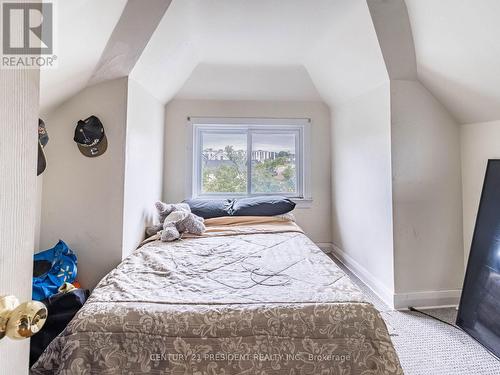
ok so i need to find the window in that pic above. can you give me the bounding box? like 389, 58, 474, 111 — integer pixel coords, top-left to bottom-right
191, 118, 309, 199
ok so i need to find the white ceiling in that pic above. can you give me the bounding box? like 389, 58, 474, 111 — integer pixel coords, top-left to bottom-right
176, 64, 322, 102
406, 0, 500, 124
131, 0, 388, 106
39, 0, 127, 116
40, 0, 500, 125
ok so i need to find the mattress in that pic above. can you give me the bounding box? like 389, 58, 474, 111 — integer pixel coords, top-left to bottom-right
31, 217, 403, 374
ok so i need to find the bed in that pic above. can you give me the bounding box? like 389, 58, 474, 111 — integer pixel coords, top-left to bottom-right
31, 216, 403, 374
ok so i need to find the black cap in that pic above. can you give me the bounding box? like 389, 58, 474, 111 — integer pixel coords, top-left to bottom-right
38, 118, 49, 147
73, 115, 107, 157
37, 142, 46, 176
37, 119, 48, 176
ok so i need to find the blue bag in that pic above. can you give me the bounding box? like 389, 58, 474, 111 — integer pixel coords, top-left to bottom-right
32, 240, 77, 301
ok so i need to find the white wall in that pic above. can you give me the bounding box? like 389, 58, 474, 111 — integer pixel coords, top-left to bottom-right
0, 67, 40, 375
391, 80, 463, 307
122, 79, 165, 258
331, 80, 464, 309
330, 83, 395, 305
40, 78, 128, 290
163, 99, 332, 244
461, 120, 500, 267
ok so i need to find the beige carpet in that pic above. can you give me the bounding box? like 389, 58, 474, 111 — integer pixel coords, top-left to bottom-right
329, 255, 500, 375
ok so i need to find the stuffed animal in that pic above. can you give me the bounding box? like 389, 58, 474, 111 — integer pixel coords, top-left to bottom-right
160, 209, 205, 242
145, 202, 191, 236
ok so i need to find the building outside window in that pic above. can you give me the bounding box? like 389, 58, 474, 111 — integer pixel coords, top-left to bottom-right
190, 118, 310, 199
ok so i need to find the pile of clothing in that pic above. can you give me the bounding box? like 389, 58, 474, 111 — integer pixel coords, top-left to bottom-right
31, 240, 89, 367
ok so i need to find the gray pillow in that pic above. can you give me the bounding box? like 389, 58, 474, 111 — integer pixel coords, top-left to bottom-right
230, 196, 296, 216
183, 199, 233, 219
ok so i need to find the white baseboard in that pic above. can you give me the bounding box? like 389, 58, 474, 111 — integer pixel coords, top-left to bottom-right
316, 242, 333, 253
328, 243, 462, 310
329, 243, 395, 309
393, 290, 461, 310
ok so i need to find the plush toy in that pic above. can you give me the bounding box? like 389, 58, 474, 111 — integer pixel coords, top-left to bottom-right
145, 202, 191, 236
160, 209, 205, 242
146, 201, 205, 241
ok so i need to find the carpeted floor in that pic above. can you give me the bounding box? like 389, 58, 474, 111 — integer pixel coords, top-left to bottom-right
328, 255, 500, 375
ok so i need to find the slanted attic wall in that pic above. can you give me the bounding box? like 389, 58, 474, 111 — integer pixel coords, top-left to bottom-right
39, 77, 164, 289
368, 0, 464, 308
40, 78, 129, 289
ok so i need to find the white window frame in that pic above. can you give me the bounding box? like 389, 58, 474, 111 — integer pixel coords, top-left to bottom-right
186, 117, 312, 201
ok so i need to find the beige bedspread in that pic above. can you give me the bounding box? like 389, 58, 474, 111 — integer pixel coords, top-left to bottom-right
31, 217, 403, 374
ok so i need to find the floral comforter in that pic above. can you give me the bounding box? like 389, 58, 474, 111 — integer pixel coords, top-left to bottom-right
31, 225, 403, 374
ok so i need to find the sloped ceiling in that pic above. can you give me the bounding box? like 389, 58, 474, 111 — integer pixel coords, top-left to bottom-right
88, 0, 172, 87
176, 64, 322, 102
39, 0, 127, 117
406, 0, 500, 124
40, 0, 389, 113
43, 0, 499, 124
131, 0, 388, 106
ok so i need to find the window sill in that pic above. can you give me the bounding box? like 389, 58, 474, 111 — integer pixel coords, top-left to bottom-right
291, 198, 313, 209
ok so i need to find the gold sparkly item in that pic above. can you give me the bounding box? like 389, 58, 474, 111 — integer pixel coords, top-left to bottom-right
6, 301, 48, 339
0, 295, 20, 339
0, 296, 47, 341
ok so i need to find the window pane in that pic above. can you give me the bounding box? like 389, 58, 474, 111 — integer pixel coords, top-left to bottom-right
201, 132, 247, 193
251, 133, 297, 194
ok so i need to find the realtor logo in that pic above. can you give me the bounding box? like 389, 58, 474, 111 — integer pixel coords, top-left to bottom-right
2, 2, 53, 54
1, 2, 57, 68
